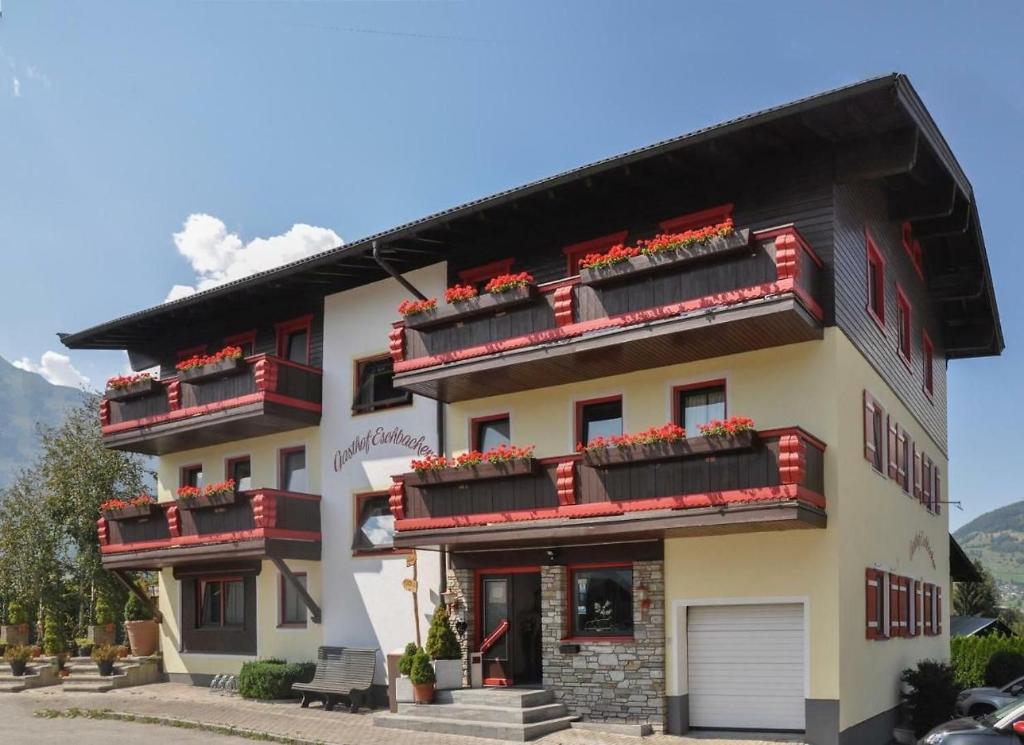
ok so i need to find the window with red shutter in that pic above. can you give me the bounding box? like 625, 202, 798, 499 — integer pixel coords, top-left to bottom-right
890, 574, 903, 638
935, 586, 943, 635
887, 416, 899, 480
908, 580, 919, 637
922, 456, 933, 509
914, 446, 923, 500
934, 466, 942, 515
864, 391, 884, 472
866, 568, 883, 640
923, 584, 934, 635
896, 426, 909, 491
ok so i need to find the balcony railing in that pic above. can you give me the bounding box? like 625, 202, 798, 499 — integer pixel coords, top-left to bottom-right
100, 354, 322, 455
97, 489, 321, 569
389, 225, 824, 402
389, 428, 826, 548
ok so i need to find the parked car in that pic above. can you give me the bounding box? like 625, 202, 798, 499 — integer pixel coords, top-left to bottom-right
955, 675, 1024, 717
919, 698, 1024, 743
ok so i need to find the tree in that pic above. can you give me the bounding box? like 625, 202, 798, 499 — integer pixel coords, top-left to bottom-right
954, 559, 1000, 617
424, 604, 460, 661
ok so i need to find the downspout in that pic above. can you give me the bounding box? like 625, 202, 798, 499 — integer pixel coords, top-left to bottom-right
371, 240, 448, 592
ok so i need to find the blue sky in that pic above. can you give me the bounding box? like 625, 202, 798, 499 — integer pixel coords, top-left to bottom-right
0, 1, 1022, 529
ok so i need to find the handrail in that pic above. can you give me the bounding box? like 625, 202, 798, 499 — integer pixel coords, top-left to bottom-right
480, 618, 509, 655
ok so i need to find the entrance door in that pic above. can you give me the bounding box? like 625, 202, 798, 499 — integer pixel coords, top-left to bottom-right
480, 571, 542, 686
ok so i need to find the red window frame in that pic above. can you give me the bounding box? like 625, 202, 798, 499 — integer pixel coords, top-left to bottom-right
275, 314, 313, 365
563, 231, 628, 275
352, 490, 406, 557
278, 571, 308, 628
225, 455, 251, 492
177, 344, 207, 361
180, 463, 203, 489
865, 230, 886, 332
671, 379, 727, 429
458, 259, 514, 286
575, 394, 623, 449
224, 330, 257, 357
901, 222, 925, 280
658, 203, 734, 233
863, 390, 885, 473
197, 576, 244, 628
470, 413, 511, 452
896, 285, 912, 369
922, 331, 935, 398
278, 446, 307, 492
564, 562, 635, 642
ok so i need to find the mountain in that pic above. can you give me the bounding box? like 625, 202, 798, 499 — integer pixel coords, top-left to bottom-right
0, 355, 88, 489
955, 502, 1024, 608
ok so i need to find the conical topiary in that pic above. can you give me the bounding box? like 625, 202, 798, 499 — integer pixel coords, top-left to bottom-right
409, 649, 436, 685
424, 604, 460, 661
398, 642, 419, 676
42, 611, 67, 657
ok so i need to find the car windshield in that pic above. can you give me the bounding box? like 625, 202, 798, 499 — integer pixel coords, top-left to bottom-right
979, 698, 1024, 727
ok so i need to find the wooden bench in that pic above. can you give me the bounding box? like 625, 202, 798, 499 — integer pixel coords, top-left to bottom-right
293, 646, 378, 712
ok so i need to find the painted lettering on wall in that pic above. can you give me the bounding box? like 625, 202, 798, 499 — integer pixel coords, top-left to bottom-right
909, 530, 936, 570
334, 426, 433, 472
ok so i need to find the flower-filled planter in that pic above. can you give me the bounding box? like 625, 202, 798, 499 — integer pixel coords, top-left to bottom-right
406, 445, 537, 486
176, 479, 238, 510
176, 345, 245, 383
104, 373, 160, 401
580, 420, 756, 467
404, 284, 539, 330
579, 221, 750, 286
100, 494, 159, 520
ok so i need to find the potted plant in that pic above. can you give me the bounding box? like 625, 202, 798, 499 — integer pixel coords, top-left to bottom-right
100, 494, 158, 520
104, 372, 160, 401
395, 642, 418, 703
4, 644, 33, 677
176, 479, 237, 509
176, 345, 245, 383
409, 648, 436, 704
123, 593, 159, 656
88, 595, 116, 647
408, 445, 538, 486
2, 602, 30, 647
425, 605, 462, 691
91, 643, 120, 677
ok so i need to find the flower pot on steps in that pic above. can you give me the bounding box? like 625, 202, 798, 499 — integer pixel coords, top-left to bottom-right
9, 659, 27, 677
395, 675, 414, 703
432, 659, 463, 691
125, 619, 159, 656
412, 682, 435, 704
96, 660, 115, 677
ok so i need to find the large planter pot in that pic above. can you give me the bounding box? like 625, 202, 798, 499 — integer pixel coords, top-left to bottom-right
125, 619, 159, 656
178, 356, 244, 384
102, 502, 159, 521
104, 377, 161, 402
432, 659, 463, 691
87, 623, 116, 647
395, 675, 415, 703
579, 229, 751, 286
412, 682, 435, 705
96, 660, 116, 677
405, 458, 538, 487
9, 659, 28, 677
582, 431, 757, 468
176, 490, 239, 510
404, 285, 539, 330
1, 624, 29, 647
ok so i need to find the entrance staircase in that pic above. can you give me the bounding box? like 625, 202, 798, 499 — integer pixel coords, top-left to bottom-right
0, 661, 59, 692
0, 656, 161, 693
375, 688, 576, 741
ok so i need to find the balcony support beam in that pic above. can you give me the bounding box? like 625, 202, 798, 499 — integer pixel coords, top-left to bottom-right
270, 556, 322, 624
110, 568, 163, 623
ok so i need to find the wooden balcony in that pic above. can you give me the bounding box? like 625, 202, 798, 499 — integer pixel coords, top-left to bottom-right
389, 428, 826, 550
100, 354, 322, 455
390, 226, 824, 402
97, 489, 321, 569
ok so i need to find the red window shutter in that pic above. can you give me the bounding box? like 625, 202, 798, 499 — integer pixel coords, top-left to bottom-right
900, 577, 910, 637
865, 568, 880, 640
864, 391, 879, 466
936, 586, 943, 634
896, 426, 908, 490
914, 446, 923, 500
934, 466, 942, 515
916, 581, 924, 636
889, 574, 901, 637
887, 416, 899, 480
922, 456, 933, 509
923, 584, 933, 635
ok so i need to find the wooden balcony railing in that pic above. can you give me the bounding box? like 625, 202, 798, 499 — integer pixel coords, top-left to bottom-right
389, 428, 826, 547
388, 225, 824, 402
99, 354, 322, 455
97, 489, 322, 568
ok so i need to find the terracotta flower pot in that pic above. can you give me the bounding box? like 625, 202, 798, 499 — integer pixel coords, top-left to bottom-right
125, 619, 159, 656
412, 682, 435, 704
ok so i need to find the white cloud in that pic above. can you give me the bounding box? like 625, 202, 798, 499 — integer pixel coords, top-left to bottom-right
12, 77, 20, 97
14, 351, 90, 388
164, 214, 342, 302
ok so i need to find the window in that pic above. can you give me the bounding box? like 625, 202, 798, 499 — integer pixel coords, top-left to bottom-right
181, 464, 204, 490
922, 332, 935, 397
866, 231, 886, 329
458, 259, 514, 287
901, 222, 924, 279
472, 415, 511, 451
865, 568, 887, 640
276, 315, 312, 365
280, 447, 308, 492
279, 572, 307, 627
658, 203, 734, 233
198, 578, 244, 628
674, 382, 726, 432
570, 565, 633, 638
576, 397, 622, 446
896, 287, 912, 365
177, 344, 207, 362
224, 330, 257, 357
353, 492, 396, 554
353, 355, 412, 413
863, 391, 884, 473
908, 579, 918, 637
227, 456, 251, 492
563, 231, 628, 275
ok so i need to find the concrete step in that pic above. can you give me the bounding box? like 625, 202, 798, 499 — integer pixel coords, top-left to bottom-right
374, 713, 575, 741
436, 688, 555, 708
396, 701, 567, 724
61, 674, 126, 692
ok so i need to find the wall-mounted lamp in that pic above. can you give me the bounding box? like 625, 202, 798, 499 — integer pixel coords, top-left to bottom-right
637, 583, 651, 618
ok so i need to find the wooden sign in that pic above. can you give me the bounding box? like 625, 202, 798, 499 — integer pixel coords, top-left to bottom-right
402, 578, 418, 593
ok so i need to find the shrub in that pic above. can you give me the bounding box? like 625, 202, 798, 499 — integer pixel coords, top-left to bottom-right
124, 594, 153, 622
902, 660, 958, 737
42, 611, 67, 657
7, 602, 28, 626
951, 634, 1024, 688
238, 659, 316, 700
91, 644, 120, 663
4, 644, 33, 664
425, 605, 460, 661
397, 642, 419, 676
94, 596, 115, 626
985, 650, 1024, 687
409, 649, 435, 685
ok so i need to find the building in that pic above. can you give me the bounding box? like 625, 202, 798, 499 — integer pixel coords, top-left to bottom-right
950, 617, 1016, 638
61, 73, 1002, 744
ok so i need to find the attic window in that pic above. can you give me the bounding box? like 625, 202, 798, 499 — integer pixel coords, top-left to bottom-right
658, 203, 734, 233
458, 259, 514, 287
563, 231, 628, 275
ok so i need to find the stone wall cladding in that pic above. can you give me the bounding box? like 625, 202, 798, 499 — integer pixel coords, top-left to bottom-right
541, 560, 665, 728
447, 567, 476, 686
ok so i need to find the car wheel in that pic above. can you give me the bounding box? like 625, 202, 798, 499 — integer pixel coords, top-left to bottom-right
969, 704, 996, 717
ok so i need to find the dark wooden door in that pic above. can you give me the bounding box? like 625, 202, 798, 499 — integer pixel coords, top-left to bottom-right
480, 572, 542, 686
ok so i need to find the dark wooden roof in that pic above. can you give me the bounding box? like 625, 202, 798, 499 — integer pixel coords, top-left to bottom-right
60, 73, 1002, 360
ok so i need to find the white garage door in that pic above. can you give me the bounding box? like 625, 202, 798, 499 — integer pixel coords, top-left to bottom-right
687, 603, 805, 731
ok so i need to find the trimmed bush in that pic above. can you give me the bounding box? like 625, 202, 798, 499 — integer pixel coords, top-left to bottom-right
7, 602, 28, 626
124, 594, 153, 622
985, 650, 1024, 687
42, 611, 67, 657
902, 660, 958, 737
94, 597, 115, 626
398, 642, 419, 676
238, 659, 316, 700
425, 605, 460, 661
409, 649, 435, 685
952, 635, 1024, 688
